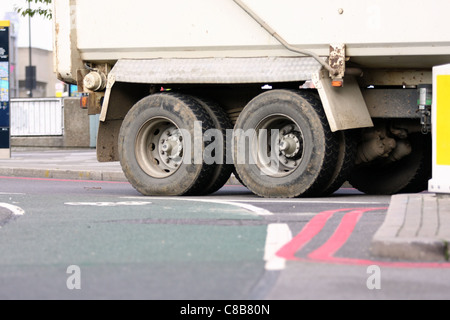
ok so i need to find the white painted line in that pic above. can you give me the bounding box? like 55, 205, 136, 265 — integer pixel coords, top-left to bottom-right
123, 197, 388, 205
224, 199, 388, 205
0, 192, 26, 195
121, 197, 273, 216
188, 199, 273, 216
0, 203, 25, 216
65, 201, 152, 207
264, 223, 292, 271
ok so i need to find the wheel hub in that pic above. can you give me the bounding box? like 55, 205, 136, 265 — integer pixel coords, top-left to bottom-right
135, 117, 185, 179
254, 116, 304, 177
279, 132, 302, 160
158, 128, 183, 168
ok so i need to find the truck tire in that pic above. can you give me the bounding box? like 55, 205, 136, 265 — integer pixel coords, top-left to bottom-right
118, 93, 215, 196
233, 90, 340, 198
192, 97, 234, 195
348, 133, 431, 195
232, 168, 247, 188
318, 129, 358, 196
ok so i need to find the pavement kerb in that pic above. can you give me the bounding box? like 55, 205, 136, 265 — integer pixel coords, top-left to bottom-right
0, 167, 243, 185
0, 168, 128, 182
371, 193, 450, 262
371, 236, 449, 262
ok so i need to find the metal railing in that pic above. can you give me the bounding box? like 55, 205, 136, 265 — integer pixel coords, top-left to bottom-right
10, 98, 64, 136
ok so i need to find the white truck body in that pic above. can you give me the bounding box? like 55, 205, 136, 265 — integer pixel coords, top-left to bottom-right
54, 0, 450, 83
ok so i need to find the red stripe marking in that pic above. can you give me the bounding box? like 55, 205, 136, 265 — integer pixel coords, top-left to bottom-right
276, 208, 355, 261
308, 208, 365, 261
277, 207, 450, 269
0, 176, 129, 184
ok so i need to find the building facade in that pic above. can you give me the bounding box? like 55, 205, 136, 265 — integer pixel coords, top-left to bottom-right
3, 12, 66, 99
18, 47, 62, 98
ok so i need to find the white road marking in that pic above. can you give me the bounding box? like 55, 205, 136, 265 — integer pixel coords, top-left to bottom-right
0, 192, 26, 195
65, 201, 152, 207
184, 199, 273, 216
264, 224, 292, 271
225, 199, 389, 205
0, 203, 25, 216
121, 196, 273, 216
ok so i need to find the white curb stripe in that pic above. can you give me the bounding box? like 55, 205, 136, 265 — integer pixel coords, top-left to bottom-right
0, 203, 25, 216
264, 223, 292, 271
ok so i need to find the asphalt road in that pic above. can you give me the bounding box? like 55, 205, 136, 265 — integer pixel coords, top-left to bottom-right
1, 176, 450, 302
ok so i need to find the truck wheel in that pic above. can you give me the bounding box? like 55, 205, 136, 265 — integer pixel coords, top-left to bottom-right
348, 133, 431, 195
232, 168, 247, 188
118, 93, 214, 196
317, 129, 358, 196
192, 97, 234, 195
233, 90, 340, 198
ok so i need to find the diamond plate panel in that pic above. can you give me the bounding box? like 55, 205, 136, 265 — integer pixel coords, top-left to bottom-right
111, 57, 322, 84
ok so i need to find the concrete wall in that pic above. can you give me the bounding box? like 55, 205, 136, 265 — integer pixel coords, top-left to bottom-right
12, 98, 93, 148
63, 98, 91, 147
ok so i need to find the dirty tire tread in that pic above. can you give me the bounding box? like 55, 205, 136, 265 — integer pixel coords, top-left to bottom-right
234, 89, 340, 198
318, 129, 359, 196
178, 94, 216, 196
192, 96, 234, 195
294, 90, 341, 197
119, 92, 215, 196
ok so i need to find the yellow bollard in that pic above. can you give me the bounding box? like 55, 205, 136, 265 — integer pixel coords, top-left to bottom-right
429, 64, 450, 194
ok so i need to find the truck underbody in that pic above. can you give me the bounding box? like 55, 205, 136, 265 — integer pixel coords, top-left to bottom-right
86, 63, 432, 197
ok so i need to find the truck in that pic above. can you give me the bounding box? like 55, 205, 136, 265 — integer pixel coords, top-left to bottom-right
53, 0, 450, 198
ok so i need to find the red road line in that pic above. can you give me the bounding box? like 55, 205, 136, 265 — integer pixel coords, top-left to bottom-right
276, 208, 356, 261
277, 207, 450, 269
0, 176, 129, 184
308, 208, 365, 261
